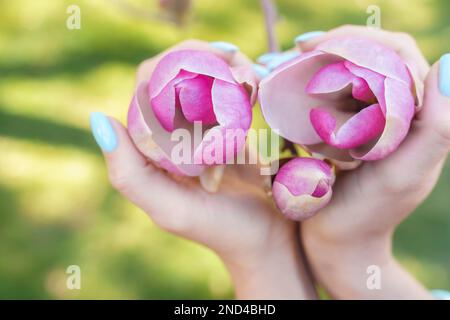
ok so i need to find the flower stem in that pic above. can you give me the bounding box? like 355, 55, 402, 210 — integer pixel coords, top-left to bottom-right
261, 0, 280, 53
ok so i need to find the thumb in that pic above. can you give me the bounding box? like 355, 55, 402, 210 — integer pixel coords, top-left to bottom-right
381, 55, 450, 181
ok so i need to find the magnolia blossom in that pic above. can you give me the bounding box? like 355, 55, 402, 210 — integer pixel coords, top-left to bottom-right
128, 49, 257, 177
259, 37, 423, 165
272, 157, 334, 221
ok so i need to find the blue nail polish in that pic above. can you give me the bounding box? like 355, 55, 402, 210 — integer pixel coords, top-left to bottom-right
431, 289, 450, 300
253, 64, 270, 79
210, 41, 239, 53
257, 52, 279, 65
439, 53, 450, 97
90, 112, 118, 153
267, 51, 300, 71
294, 31, 326, 43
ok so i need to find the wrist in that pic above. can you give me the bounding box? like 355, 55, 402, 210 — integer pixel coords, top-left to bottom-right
303, 218, 393, 261
301, 224, 431, 299
222, 226, 317, 300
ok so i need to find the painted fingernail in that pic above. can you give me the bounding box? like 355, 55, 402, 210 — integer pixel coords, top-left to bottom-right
267, 51, 300, 71
253, 64, 270, 79
257, 52, 279, 65
431, 289, 450, 300
90, 112, 118, 153
439, 53, 450, 97
210, 41, 239, 53
294, 31, 326, 44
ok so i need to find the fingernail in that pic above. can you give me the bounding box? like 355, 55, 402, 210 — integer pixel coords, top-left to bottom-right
431, 289, 450, 300
210, 41, 239, 53
257, 52, 279, 65
253, 64, 270, 79
267, 51, 300, 71
90, 112, 118, 153
294, 31, 326, 44
439, 53, 450, 97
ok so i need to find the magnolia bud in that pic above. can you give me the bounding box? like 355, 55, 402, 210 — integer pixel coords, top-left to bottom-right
272, 157, 334, 221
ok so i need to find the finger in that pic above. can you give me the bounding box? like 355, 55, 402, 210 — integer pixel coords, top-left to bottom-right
90, 112, 190, 219
378, 57, 450, 183
296, 25, 429, 80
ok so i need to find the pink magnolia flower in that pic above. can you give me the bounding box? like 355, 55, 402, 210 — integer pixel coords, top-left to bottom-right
128, 49, 256, 177
259, 37, 423, 163
272, 157, 334, 221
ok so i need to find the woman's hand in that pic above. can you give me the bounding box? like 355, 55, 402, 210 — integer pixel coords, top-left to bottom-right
297, 26, 450, 299
90, 40, 317, 300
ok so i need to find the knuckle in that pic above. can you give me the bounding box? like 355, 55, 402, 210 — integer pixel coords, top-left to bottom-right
179, 39, 203, 47
137, 59, 152, 71
394, 177, 419, 193
435, 118, 450, 146
136, 59, 154, 82
108, 167, 132, 191
375, 165, 421, 194
381, 174, 419, 195
396, 32, 417, 46
335, 24, 355, 32
152, 210, 192, 234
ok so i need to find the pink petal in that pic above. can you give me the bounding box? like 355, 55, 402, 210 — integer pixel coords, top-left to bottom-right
128, 82, 206, 176
150, 70, 197, 132
350, 78, 415, 160
351, 77, 374, 102
306, 144, 353, 162
310, 104, 385, 149
193, 126, 248, 165
274, 157, 333, 196
306, 61, 375, 102
230, 65, 258, 106
272, 182, 333, 220
128, 87, 184, 175
344, 61, 387, 115
211, 79, 252, 129
176, 74, 217, 124
306, 61, 356, 94
312, 179, 329, 197
149, 50, 236, 100
259, 51, 343, 145
150, 81, 176, 132
317, 37, 412, 86
406, 62, 424, 109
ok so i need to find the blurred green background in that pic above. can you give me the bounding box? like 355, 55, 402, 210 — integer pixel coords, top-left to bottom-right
0, 0, 449, 299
